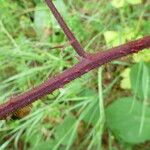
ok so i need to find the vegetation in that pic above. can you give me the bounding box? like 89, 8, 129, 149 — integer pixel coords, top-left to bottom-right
0, 0, 150, 149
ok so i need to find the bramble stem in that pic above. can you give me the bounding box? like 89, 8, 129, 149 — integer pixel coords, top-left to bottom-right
45, 0, 89, 58
0, 35, 150, 119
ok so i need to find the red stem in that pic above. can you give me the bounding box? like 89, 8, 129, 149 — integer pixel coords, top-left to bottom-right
45, 0, 89, 58
0, 35, 150, 119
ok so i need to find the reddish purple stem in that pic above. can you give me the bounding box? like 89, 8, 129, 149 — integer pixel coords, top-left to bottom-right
0, 35, 150, 119
45, 0, 89, 58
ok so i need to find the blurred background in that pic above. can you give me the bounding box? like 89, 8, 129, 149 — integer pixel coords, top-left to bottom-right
0, 0, 150, 149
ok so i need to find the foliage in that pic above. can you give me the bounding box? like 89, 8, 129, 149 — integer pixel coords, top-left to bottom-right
106, 97, 150, 144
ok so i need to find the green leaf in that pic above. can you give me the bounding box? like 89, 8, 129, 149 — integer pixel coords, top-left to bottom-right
54, 114, 77, 145
111, 0, 142, 8
106, 97, 150, 144
104, 28, 136, 47
133, 49, 150, 62
126, 0, 142, 5
111, 0, 125, 8
130, 62, 150, 100
104, 31, 120, 46
65, 79, 84, 98
120, 68, 131, 89
30, 141, 57, 150
33, 0, 41, 4
122, 27, 135, 41
34, 4, 51, 38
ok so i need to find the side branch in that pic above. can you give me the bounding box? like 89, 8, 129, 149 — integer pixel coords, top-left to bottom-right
45, 0, 88, 58
0, 35, 150, 119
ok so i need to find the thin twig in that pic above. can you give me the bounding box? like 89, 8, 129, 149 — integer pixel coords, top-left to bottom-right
0, 35, 150, 119
45, 0, 89, 58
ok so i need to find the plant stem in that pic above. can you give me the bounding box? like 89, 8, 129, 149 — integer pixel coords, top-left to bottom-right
0, 35, 150, 119
45, 0, 89, 58
98, 67, 105, 148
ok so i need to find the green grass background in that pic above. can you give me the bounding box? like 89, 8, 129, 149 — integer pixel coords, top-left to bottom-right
0, 0, 150, 149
